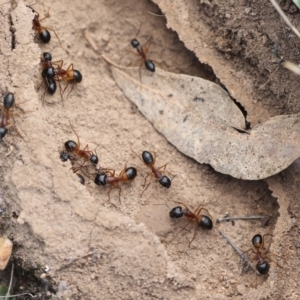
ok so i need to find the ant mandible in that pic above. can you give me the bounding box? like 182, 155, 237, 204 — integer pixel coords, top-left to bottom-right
94, 166, 137, 202
31, 8, 61, 45
169, 201, 213, 247
132, 149, 173, 195
244, 234, 282, 275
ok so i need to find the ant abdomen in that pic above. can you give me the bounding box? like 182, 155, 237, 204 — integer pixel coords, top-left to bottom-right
257, 261, 270, 275
142, 151, 154, 165
252, 234, 263, 248
3, 93, 15, 109
145, 60, 155, 72
169, 206, 183, 218
39, 30, 51, 43
159, 175, 171, 188
125, 167, 137, 180
73, 70, 82, 83
47, 78, 57, 95
199, 216, 213, 230
94, 173, 107, 186
0, 127, 8, 140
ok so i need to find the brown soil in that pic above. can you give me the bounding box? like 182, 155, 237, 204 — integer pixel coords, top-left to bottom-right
0, 0, 299, 299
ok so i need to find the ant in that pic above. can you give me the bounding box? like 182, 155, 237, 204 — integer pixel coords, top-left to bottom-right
94, 166, 137, 202
53, 63, 82, 98
132, 149, 173, 195
169, 201, 213, 247
63, 124, 98, 168
0, 93, 22, 140
244, 234, 282, 275
59, 149, 86, 185
31, 8, 61, 45
40, 53, 82, 102
131, 38, 155, 72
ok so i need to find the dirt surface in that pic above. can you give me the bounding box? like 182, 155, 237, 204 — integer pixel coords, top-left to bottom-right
0, 0, 299, 299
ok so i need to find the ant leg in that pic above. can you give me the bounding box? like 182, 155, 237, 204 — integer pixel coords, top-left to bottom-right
188, 223, 198, 247
158, 163, 167, 172
140, 173, 153, 196
11, 117, 23, 139
43, 26, 64, 49
38, 10, 50, 22
130, 147, 145, 164
142, 38, 152, 56
193, 204, 204, 216
173, 201, 191, 212
69, 122, 81, 149
117, 183, 122, 203
66, 81, 76, 98
50, 60, 64, 68
264, 254, 283, 269
56, 79, 64, 104
197, 207, 212, 219
107, 185, 114, 202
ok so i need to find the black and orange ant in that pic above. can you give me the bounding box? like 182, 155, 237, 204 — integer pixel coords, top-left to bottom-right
40, 52, 82, 103
0, 93, 22, 140
169, 201, 213, 247
53, 63, 82, 98
39, 53, 82, 103
31, 8, 61, 45
94, 166, 137, 202
63, 124, 98, 167
244, 234, 282, 275
131, 38, 155, 72
132, 149, 173, 195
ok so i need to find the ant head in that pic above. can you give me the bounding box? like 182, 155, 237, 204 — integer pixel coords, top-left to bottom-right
73, 70, 82, 83
0, 127, 8, 140
64, 140, 77, 151
3, 93, 15, 109
252, 234, 263, 249
125, 167, 137, 180
199, 216, 213, 230
169, 206, 183, 219
159, 175, 171, 188
90, 154, 98, 165
77, 174, 85, 185
43, 52, 52, 62
39, 29, 51, 43
131, 39, 139, 48
142, 151, 153, 165
145, 60, 155, 72
94, 173, 107, 186
257, 261, 270, 275
59, 151, 70, 162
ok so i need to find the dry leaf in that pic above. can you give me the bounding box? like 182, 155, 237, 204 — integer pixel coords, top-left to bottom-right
104, 55, 300, 180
